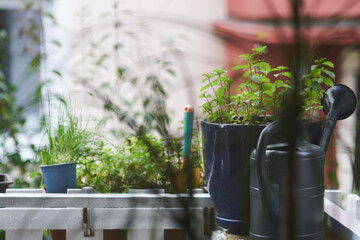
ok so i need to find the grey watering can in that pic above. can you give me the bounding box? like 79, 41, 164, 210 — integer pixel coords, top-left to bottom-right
249, 84, 357, 240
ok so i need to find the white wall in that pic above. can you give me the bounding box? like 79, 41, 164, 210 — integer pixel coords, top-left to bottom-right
337, 48, 359, 194
45, 0, 227, 138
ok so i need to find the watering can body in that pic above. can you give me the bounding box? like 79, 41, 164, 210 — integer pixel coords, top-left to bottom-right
249, 121, 325, 240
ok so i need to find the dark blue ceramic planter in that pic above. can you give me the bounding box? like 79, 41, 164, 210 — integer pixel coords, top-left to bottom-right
41, 162, 77, 193
202, 121, 266, 235
201, 120, 321, 235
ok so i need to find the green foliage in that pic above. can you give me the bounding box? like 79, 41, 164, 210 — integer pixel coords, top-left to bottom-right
37, 110, 102, 165
199, 46, 335, 124
77, 134, 183, 193
0, 28, 41, 189
301, 58, 335, 119
0, 30, 25, 142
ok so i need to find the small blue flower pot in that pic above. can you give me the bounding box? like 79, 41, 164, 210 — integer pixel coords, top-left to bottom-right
41, 162, 77, 193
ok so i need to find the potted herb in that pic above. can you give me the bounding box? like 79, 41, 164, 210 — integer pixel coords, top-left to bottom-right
37, 111, 99, 193
77, 133, 179, 193
200, 46, 334, 235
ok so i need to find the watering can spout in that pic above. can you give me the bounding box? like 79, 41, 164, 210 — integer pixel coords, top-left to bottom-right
318, 84, 357, 152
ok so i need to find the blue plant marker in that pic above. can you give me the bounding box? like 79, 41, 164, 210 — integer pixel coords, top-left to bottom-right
183, 105, 194, 159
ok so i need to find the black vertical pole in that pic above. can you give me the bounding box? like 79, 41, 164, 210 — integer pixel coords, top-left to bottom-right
354, 71, 360, 192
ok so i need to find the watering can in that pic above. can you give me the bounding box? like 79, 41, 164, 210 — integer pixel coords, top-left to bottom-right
249, 84, 357, 240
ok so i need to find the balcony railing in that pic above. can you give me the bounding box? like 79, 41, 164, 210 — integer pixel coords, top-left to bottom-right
0, 189, 358, 240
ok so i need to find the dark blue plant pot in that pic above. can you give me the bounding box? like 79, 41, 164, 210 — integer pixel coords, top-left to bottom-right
41, 162, 77, 193
202, 121, 266, 235
201, 120, 321, 235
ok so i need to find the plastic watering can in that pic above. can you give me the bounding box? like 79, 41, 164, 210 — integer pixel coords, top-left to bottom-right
249, 84, 357, 240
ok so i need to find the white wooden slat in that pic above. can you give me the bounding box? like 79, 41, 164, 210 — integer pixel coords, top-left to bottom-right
324, 197, 360, 239
324, 189, 342, 207
0, 193, 213, 208
94, 208, 204, 229
6, 189, 44, 194
0, 208, 83, 230
6, 230, 42, 240
347, 193, 360, 219
0, 190, 214, 240
0, 208, 205, 230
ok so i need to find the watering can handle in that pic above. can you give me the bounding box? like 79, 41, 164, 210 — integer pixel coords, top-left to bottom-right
255, 119, 308, 218
255, 120, 281, 218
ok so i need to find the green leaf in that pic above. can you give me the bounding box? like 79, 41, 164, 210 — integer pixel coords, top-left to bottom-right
166, 69, 175, 76
322, 61, 334, 68
215, 87, 226, 100
231, 65, 248, 71
46, 13, 57, 25
200, 83, 211, 92
202, 73, 215, 78
263, 82, 273, 91
311, 90, 318, 99
52, 70, 62, 78
51, 39, 61, 48
211, 79, 221, 86
213, 68, 226, 75
276, 66, 288, 71
305, 78, 311, 87
252, 99, 260, 106
29, 53, 42, 73
311, 64, 318, 70
314, 58, 326, 64
251, 45, 267, 54
117, 67, 126, 78
96, 54, 109, 66
101, 82, 111, 89
323, 69, 335, 79
255, 62, 271, 75
282, 72, 292, 78
264, 90, 273, 97
323, 77, 334, 86
29, 172, 42, 178
250, 74, 260, 82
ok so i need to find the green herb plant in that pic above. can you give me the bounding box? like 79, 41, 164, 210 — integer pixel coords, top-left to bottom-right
77, 134, 183, 193
301, 57, 335, 119
199, 46, 335, 124
37, 110, 101, 166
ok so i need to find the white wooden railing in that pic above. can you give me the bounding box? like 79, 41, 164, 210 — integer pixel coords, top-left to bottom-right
0, 188, 215, 240
0, 189, 359, 240
325, 190, 360, 240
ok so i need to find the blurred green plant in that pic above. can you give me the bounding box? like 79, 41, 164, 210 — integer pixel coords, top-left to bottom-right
77, 134, 183, 193
0, 29, 25, 144
73, 6, 177, 141
0, 28, 41, 188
